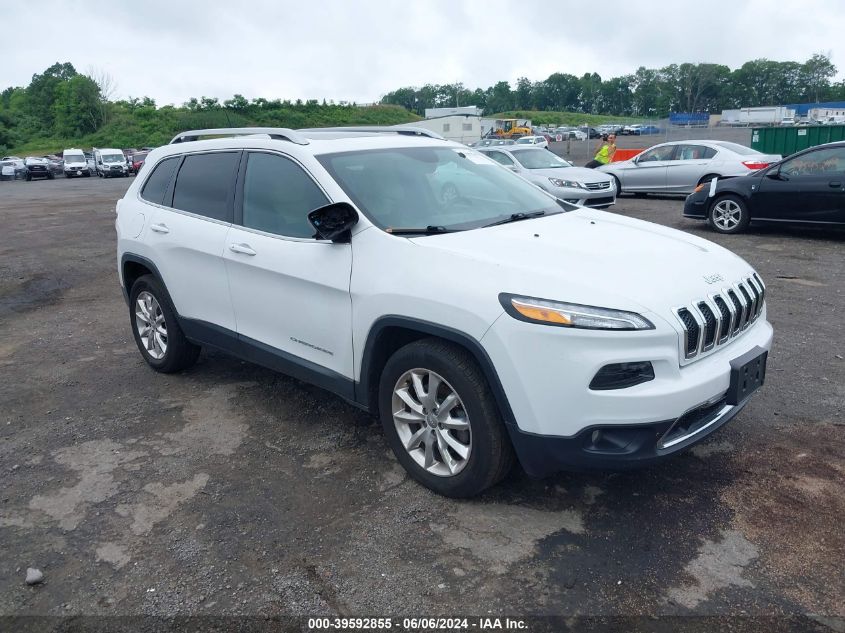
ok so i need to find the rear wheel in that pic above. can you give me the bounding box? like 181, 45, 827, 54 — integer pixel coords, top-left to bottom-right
378, 339, 514, 497
708, 194, 750, 234
611, 175, 622, 195
129, 275, 200, 373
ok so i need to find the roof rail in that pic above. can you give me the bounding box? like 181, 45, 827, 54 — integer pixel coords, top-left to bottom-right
298, 125, 445, 140
169, 128, 310, 145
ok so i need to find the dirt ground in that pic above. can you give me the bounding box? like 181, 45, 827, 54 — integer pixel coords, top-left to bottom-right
0, 176, 843, 630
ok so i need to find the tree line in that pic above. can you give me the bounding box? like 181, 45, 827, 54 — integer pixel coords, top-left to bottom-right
0, 63, 417, 153
381, 54, 843, 117
2, 55, 844, 153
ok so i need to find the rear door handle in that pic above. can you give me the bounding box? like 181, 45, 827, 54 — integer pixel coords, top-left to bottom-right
829, 181, 842, 188
229, 243, 256, 256
150, 223, 169, 234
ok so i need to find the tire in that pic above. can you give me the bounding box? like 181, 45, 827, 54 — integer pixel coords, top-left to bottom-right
84, 170, 91, 177
708, 194, 750, 234
129, 275, 200, 373
47, 173, 54, 180
611, 175, 622, 195
26, 174, 32, 181
378, 338, 514, 497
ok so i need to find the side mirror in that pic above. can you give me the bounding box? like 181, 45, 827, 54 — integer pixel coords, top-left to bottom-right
507, 165, 519, 172
308, 202, 359, 243
766, 168, 783, 180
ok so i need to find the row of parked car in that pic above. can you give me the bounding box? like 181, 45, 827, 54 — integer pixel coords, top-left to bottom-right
532, 123, 664, 141
1, 148, 152, 182
471, 134, 842, 235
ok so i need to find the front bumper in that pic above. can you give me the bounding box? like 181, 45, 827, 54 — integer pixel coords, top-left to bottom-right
683, 189, 710, 218
480, 307, 773, 472
552, 183, 617, 208
509, 393, 749, 476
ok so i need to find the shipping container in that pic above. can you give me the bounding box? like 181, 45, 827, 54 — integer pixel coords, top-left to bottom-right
750, 125, 845, 156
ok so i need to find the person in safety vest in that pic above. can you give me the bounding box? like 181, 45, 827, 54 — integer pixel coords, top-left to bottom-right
585, 133, 617, 168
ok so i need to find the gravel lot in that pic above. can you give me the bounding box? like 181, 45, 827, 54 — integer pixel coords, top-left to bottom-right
0, 176, 843, 629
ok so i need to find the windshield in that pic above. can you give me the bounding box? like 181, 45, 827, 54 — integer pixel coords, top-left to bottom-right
317, 146, 566, 232
103, 154, 124, 163
510, 149, 571, 169
64, 154, 85, 162
133, 153, 148, 162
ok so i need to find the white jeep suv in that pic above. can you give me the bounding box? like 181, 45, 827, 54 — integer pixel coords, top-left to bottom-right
116, 126, 773, 497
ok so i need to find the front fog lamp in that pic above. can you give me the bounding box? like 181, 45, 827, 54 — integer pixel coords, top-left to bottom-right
500, 294, 654, 330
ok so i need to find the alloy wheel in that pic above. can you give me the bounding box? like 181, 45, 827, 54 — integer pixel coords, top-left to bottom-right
712, 199, 742, 230
135, 291, 168, 360
392, 369, 471, 477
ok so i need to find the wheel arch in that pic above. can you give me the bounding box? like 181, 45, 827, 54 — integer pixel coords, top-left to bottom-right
356, 316, 516, 428
120, 253, 168, 305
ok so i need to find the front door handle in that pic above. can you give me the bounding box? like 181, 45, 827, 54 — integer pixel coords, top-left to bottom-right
229, 243, 256, 256
150, 223, 169, 234
829, 181, 842, 188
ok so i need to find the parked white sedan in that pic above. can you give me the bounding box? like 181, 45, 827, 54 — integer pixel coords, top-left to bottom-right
515, 135, 549, 149
597, 140, 781, 195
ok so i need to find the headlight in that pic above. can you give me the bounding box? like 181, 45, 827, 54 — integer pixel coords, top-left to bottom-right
500, 294, 654, 330
549, 177, 584, 189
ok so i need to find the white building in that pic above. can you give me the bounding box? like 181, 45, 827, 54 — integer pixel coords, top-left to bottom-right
410, 114, 482, 144
720, 106, 795, 126
808, 106, 845, 121
424, 106, 483, 119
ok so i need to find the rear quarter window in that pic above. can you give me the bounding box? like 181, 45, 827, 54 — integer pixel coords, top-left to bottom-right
140, 156, 180, 206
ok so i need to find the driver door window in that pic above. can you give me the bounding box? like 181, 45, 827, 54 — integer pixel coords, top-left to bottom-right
241, 152, 329, 238
780, 148, 845, 177
637, 146, 676, 162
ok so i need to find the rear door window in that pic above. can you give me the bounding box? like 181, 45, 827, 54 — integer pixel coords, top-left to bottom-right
140, 156, 180, 205
676, 145, 717, 160
172, 152, 240, 222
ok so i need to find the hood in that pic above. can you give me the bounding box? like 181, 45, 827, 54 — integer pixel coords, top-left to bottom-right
525, 166, 612, 184
410, 209, 753, 318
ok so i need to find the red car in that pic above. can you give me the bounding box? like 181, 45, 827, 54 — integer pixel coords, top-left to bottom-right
129, 152, 148, 175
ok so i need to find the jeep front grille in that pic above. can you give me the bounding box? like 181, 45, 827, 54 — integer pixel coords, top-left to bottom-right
673, 274, 766, 361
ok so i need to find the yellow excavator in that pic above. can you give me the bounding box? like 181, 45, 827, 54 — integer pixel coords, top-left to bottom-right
492, 119, 532, 138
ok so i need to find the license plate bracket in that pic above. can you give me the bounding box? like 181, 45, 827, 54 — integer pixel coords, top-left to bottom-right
727, 346, 768, 405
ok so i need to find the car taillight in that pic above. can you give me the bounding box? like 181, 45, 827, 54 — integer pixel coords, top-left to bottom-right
742, 160, 770, 170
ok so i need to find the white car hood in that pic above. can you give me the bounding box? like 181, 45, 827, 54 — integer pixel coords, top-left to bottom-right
410, 208, 753, 317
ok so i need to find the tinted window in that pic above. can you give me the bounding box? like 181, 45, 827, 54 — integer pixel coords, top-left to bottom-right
242, 152, 329, 238
140, 156, 179, 205
781, 147, 845, 176
172, 152, 239, 221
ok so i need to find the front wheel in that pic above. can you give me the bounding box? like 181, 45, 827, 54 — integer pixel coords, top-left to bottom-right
708, 194, 750, 234
129, 275, 200, 373
378, 339, 514, 497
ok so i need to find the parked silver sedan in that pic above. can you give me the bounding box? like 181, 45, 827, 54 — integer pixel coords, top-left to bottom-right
597, 140, 782, 195
478, 147, 616, 207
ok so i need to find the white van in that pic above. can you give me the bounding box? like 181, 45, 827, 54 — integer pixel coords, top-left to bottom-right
94, 148, 129, 178
62, 149, 91, 178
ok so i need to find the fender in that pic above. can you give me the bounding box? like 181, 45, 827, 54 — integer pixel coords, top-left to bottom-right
119, 253, 169, 305
356, 315, 517, 428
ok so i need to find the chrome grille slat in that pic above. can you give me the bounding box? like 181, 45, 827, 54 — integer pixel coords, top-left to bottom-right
584, 181, 611, 191
674, 273, 766, 362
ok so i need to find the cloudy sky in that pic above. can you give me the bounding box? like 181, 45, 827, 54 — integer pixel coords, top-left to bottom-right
3, 0, 844, 105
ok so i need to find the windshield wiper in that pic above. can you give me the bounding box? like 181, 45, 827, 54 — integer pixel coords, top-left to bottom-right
386, 225, 454, 235
482, 211, 546, 228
